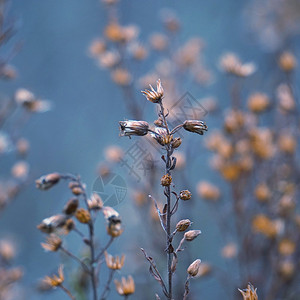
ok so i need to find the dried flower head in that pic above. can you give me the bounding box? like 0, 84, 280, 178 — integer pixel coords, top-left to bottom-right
279, 51, 297, 72
252, 214, 277, 238
37, 214, 67, 234
171, 137, 182, 149
88, 193, 103, 210
141, 79, 164, 103
277, 84, 295, 112
36, 173, 61, 190
197, 181, 220, 201
0, 240, 16, 261
107, 219, 123, 238
221, 243, 238, 259
255, 184, 271, 203
184, 230, 201, 241
179, 190, 192, 201
63, 198, 79, 215
114, 275, 135, 296
151, 127, 173, 146
161, 174, 172, 187
183, 120, 208, 135
278, 239, 296, 256
187, 259, 201, 277
176, 219, 192, 232
41, 234, 62, 252
278, 134, 296, 154
119, 120, 149, 137
278, 259, 295, 280
247, 93, 270, 113
105, 146, 124, 162
111, 68, 131, 86
43, 265, 64, 287
220, 53, 256, 77
238, 283, 258, 300
150, 33, 168, 51
75, 208, 91, 224
89, 38, 106, 57
105, 251, 125, 270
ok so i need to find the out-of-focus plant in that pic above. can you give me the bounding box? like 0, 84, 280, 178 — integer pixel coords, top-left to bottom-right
118, 79, 207, 299
0, 0, 50, 298
198, 50, 300, 299
35, 172, 134, 300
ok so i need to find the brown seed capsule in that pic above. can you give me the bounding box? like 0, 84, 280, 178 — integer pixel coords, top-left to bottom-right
119, 120, 149, 137
72, 187, 84, 195
63, 198, 79, 215
183, 120, 208, 135
187, 259, 201, 277
36, 173, 61, 190
171, 137, 182, 149
176, 219, 192, 232
88, 193, 103, 210
179, 190, 192, 201
184, 230, 201, 241
75, 208, 91, 224
161, 174, 172, 186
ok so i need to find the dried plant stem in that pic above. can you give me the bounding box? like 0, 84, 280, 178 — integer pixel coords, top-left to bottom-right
59, 284, 76, 300
165, 147, 173, 300
100, 269, 115, 300
60, 247, 90, 274
96, 236, 114, 262
183, 275, 191, 300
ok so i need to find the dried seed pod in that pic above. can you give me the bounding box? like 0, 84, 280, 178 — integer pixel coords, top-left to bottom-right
119, 120, 149, 137
187, 259, 201, 277
41, 234, 62, 252
72, 187, 84, 195
63, 198, 79, 215
171, 137, 182, 149
176, 219, 192, 232
179, 190, 192, 201
184, 230, 201, 241
183, 120, 208, 135
75, 208, 91, 224
36, 173, 60, 190
161, 174, 172, 186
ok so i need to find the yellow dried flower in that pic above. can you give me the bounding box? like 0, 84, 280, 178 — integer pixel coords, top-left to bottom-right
197, 181, 220, 201
41, 234, 62, 252
278, 239, 296, 256
75, 208, 91, 224
105, 251, 125, 270
247, 93, 270, 113
254, 184, 271, 202
238, 283, 258, 300
278, 134, 296, 154
114, 275, 135, 296
43, 265, 64, 287
278, 51, 297, 72
111, 68, 131, 86
252, 214, 277, 238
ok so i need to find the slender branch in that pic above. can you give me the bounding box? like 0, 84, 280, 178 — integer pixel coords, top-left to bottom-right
100, 269, 115, 300
170, 124, 183, 135
183, 275, 191, 300
96, 236, 114, 262
60, 247, 90, 274
59, 284, 76, 300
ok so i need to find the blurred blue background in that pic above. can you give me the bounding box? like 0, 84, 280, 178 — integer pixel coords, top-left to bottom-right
0, 0, 299, 299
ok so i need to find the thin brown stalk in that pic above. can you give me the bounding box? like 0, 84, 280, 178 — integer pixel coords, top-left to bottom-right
60, 284, 76, 300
